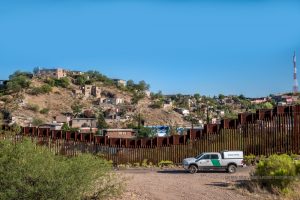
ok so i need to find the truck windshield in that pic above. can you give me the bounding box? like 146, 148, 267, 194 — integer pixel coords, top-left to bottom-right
195, 153, 204, 159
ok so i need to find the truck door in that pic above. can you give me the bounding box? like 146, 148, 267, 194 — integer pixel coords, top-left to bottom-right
210, 154, 221, 168
196, 154, 212, 168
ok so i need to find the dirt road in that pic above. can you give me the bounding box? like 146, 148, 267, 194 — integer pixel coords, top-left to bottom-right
116, 167, 253, 200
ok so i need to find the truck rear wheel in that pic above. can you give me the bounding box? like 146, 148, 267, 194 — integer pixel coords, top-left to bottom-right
227, 164, 237, 173
188, 165, 198, 174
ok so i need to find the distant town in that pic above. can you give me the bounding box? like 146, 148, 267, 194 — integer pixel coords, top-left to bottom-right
0, 67, 299, 139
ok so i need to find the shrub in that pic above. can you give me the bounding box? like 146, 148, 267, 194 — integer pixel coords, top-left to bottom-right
158, 160, 174, 168
10, 123, 21, 134
252, 154, 297, 191
141, 159, 148, 167
40, 108, 50, 114
32, 118, 44, 126
29, 84, 52, 95
26, 104, 40, 112
244, 154, 256, 166
295, 160, 300, 175
149, 100, 163, 109
0, 139, 123, 200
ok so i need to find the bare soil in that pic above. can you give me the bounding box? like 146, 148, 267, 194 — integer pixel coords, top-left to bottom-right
115, 167, 255, 200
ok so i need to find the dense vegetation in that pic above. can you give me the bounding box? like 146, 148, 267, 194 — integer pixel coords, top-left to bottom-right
0, 139, 123, 200
251, 154, 300, 195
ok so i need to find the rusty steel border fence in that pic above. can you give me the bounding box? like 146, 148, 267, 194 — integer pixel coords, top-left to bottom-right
1, 105, 300, 164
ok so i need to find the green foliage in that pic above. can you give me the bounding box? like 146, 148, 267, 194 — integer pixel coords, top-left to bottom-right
54, 77, 70, 88
158, 160, 174, 168
141, 159, 149, 168
131, 92, 145, 104
85, 70, 114, 86
10, 123, 21, 134
151, 90, 163, 100
244, 154, 256, 166
29, 84, 52, 95
126, 80, 150, 93
6, 71, 31, 93
75, 75, 89, 86
149, 100, 163, 109
26, 104, 40, 112
252, 154, 297, 191
218, 94, 225, 99
136, 126, 156, 138
71, 101, 83, 117
261, 102, 273, 109
97, 112, 108, 129
0, 139, 122, 200
44, 78, 55, 87
40, 108, 50, 115
32, 118, 44, 126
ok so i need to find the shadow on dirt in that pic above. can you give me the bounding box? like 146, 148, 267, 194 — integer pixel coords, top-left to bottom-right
157, 170, 228, 174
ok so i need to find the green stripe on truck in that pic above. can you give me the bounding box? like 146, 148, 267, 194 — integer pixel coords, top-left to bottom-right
211, 159, 221, 167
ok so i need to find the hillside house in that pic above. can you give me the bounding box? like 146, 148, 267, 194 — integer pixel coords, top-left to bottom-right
36, 68, 67, 79
71, 118, 97, 128
113, 79, 126, 87
103, 129, 136, 139
80, 85, 101, 98
175, 108, 190, 116
83, 85, 92, 97
250, 97, 267, 104
68, 70, 84, 76
54, 115, 71, 124
91, 86, 101, 98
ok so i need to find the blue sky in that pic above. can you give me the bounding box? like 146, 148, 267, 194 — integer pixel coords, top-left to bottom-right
0, 0, 300, 97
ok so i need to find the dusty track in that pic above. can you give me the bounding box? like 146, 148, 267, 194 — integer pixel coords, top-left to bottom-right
116, 167, 253, 200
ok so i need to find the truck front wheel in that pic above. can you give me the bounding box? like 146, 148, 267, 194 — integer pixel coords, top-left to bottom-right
188, 165, 198, 174
227, 164, 237, 173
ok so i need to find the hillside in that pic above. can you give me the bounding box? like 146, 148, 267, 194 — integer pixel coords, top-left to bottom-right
1, 74, 190, 127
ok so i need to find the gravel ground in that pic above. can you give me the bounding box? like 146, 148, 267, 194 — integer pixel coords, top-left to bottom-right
115, 167, 254, 200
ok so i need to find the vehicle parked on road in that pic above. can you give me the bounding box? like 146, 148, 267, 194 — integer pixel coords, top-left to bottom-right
182, 151, 244, 174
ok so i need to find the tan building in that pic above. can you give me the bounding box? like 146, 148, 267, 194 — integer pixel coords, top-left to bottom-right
103, 129, 136, 139
54, 115, 71, 124
91, 86, 101, 98
83, 85, 92, 97
37, 68, 67, 79
71, 118, 97, 128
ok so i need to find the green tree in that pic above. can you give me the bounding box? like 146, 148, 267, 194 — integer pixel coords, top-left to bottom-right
6, 74, 31, 93
261, 102, 273, 109
97, 112, 108, 129
194, 93, 201, 100
218, 94, 225, 99
136, 126, 156, 138
61, 123, 70, 131
10, 123, 21, 134
71, 101, 83, 117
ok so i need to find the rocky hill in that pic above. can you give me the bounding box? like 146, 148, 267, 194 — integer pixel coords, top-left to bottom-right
0, 70, 190, 128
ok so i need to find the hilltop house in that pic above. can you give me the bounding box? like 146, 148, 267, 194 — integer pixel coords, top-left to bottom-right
113, 79, 126, 87
36, 68, 67, 79
77, 85, 101, 98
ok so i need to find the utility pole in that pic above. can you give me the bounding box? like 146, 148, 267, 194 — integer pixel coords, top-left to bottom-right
293, 51, 298, 94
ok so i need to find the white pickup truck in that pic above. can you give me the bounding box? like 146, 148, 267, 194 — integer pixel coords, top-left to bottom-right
182, 151, 244, 174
